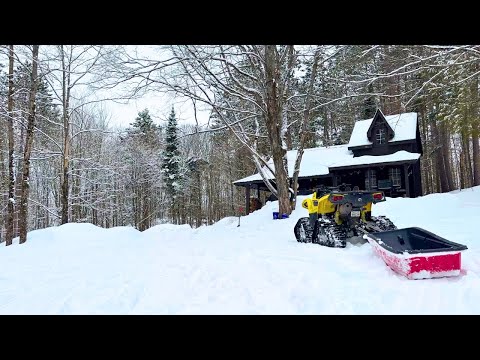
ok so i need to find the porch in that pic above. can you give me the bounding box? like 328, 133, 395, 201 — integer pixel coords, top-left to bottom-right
330, 161, 420, 198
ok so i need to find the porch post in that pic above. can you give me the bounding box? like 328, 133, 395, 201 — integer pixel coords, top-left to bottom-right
404, 164, 411, 198
414, 160, 423, 197
411, 164, 416, 198
256, 185, 260, 199
245, 185, 251, 215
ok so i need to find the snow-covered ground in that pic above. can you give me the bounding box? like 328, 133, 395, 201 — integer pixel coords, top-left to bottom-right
1, 186, 480, 314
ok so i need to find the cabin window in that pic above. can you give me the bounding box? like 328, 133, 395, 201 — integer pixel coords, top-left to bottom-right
334, 175, 342, 186
389, 167, 401, 187
365, 169, 377, 190
375, 128, 386, 144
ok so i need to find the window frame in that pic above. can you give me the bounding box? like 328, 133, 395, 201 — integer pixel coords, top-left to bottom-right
389, 167, 401, 187
365, 169, 377, 190
375, 127, 386, 144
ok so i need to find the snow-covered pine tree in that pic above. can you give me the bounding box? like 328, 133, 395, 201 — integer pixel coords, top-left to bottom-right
162, 107, 183, 222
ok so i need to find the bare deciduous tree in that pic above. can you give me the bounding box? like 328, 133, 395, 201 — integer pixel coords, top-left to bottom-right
18, 45, 40, 244
6, 45, 15, 246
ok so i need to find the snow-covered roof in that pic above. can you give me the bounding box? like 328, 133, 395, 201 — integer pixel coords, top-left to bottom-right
348, 112, 418, 148
329, 150, 420, 169
233, 145, 420, 185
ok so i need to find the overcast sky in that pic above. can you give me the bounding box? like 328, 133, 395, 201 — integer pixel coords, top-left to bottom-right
0, 45, 211, 130
105, 92, 211, 129
1, 45, 314, 130
102, 45, 211, 129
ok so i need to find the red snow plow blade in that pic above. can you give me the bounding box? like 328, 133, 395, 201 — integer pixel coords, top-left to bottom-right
364, 227, 468, 280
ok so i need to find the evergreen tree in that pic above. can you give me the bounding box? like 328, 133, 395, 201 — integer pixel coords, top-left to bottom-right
162, 107, 182, 204
129, 108, 158, 145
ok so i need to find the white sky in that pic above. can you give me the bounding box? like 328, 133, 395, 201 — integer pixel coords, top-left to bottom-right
102, 45, 212, 129
0, 45, 211, 130
74, 45, 315, 129
105, 93, 211, 129
2, 45, 318, 130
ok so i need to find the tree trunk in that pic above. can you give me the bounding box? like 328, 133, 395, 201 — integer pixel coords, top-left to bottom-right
292, 47, 320, 208
208, 167, 213, 224
264, 45, 292, 215
439, 121, 454, 191
472, 72, 480, 187
196, 169, 202, 228
0, 121, 5, 242
265, 45, 292, 214
430, 118, 448, 192
459, 142, 467, 189
462, 131, 472, 188
5, 45, 15, 246
419, 105, 431, 194
19, 45, 40, 244
14, 121, 25, 238
45, 191, 50, 227
228, 163, 235, 216
473, 131, 480, 186
61, 45, 71, 225
470, 61, 480, 187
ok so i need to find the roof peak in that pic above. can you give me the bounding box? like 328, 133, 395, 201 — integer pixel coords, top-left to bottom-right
367, 109, 395, 142
374, 108, 385, 117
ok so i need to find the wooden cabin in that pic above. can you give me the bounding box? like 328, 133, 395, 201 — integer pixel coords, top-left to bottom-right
233, 109, 423, 215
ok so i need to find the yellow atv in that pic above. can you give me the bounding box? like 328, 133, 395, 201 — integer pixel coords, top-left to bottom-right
294, 187, 397, 248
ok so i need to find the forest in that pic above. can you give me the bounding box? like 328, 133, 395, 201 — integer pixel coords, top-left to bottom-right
0, 45, 479, 244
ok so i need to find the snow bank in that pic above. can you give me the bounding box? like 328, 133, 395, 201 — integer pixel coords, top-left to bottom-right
1, 186, 480, 314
